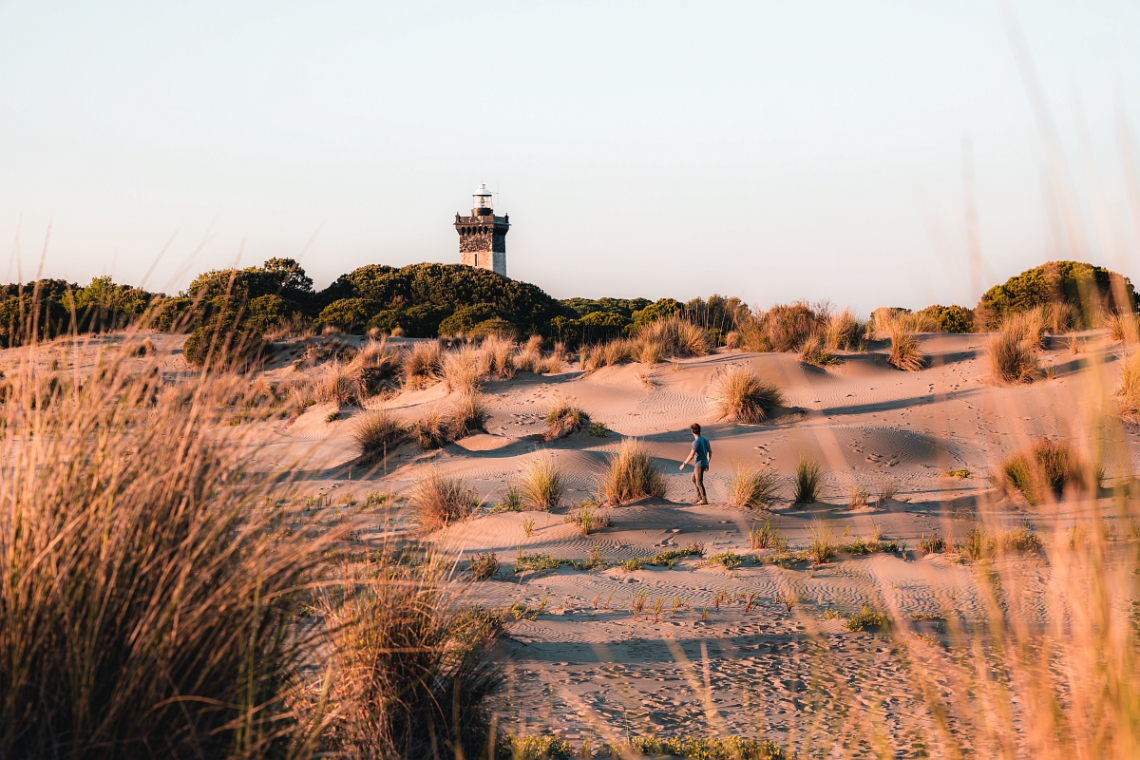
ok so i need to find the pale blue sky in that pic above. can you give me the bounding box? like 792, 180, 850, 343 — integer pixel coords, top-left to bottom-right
0, 1, 1136, 313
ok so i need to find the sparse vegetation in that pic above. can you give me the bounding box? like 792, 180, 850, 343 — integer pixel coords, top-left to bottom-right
807, 520, 837, 564
920, 534, 945, 553
708, 551, 746, 569
598, 438, 667, 504
750, 520, 787, 551
1118, 352, 1140, 422
469, 551, 500, 579
711, 365, 784, 423
845, 604, 890, 632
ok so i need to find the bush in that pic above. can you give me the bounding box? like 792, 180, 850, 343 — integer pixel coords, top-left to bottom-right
316, 361, 361, 406
887, 325, 925, 371
519, 458, 564, 510
450, 391, 487, 438
978, 260, 1137, 329
409, 469, 479, 530
741, 302, 821, 352
727, 466, 779, 510
998, 439, 1096, 505
599, 439, 666, 504
1107, 311, 1138, 343
916, 304, 975, 333
793, 456, 822, 505
711, 365, 783, 423
354, 409, 407, 461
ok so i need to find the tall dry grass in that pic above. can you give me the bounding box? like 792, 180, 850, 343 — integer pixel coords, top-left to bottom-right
711, 365, 783, 423
402, 340, 443, 388
886, 324, 926, 371
989, 313, 1043, 384
598, 439, 666, 504
0, 344, 334, 758
635, 315, 710, 357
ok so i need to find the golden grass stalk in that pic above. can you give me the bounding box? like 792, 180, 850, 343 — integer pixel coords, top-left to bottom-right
711, 365, 783, 423
598, 438, 666, 504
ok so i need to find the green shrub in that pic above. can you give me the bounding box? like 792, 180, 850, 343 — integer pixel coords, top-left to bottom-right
978, 260, 1137, 329
845, 604, 890, 632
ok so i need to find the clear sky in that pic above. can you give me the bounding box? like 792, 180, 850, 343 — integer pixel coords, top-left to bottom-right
1, 1, 1136, 314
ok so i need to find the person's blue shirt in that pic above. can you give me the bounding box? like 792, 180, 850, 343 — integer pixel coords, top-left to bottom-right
692, 435, 711, 468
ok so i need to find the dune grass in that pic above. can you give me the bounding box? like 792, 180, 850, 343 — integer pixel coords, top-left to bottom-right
1119, 352, 1140, 422
599, 438, 667, 504
825, 307, 866, 351
798, 333, 840, 367
711, 365, 783, 423
409, 469, 479, 530
519, 457, 565, 510
636, 315, 710, 357
544, 398, 590, 440
0, 347, 336, 758
450, 390, 488, 437
353, 408, 406, 461
793, 456, 822, 505
316, 359, 361, 405
402, 340, 443, 388
997, 439, 1096, 505
886, 324, 926, 371
988, 315, 1043, 384
727, 466, 779, 510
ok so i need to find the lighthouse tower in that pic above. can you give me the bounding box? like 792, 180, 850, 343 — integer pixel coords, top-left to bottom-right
455, 183, 510, 277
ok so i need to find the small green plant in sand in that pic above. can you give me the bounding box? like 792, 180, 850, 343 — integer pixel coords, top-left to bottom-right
727, 466, 779, 510
776, 590, 796, 613
708, 551, 746, 569
750, 519, 787, 551
920, 534, 945, 554
793, 456, 822, 505
586, 420, 610, 437
845, 604, 890, 632
944, 468, 972, 479
598, 438, 666, 504
468, 551, 499, 580
847, 484, 871, 509
711, 365, 784, 423
999, 526, 1044, 553
522, 517, 535, 538
495, 482, 526, 512
807, 520, 836, 564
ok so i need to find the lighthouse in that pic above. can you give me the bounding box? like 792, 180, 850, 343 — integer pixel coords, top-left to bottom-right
455, 183, 510, 277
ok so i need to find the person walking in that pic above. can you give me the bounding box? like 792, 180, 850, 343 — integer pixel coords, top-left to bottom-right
680, 423, 712, 505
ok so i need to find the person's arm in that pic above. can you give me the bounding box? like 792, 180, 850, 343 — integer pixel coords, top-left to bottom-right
680, 441, 696, 470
